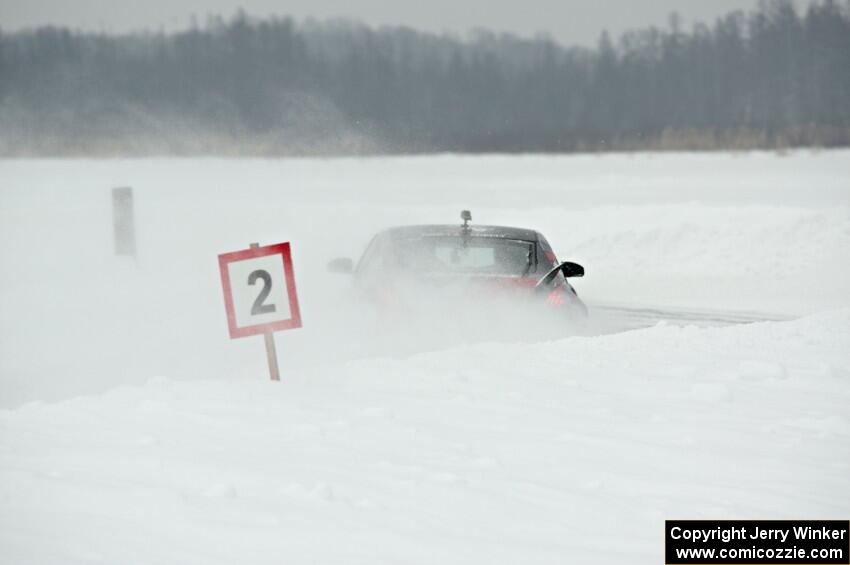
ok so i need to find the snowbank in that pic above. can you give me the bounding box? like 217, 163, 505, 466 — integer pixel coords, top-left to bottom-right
1, 311, 848, 564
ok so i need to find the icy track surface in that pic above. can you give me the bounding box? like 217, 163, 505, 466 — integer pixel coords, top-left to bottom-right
1, 151, 849, 563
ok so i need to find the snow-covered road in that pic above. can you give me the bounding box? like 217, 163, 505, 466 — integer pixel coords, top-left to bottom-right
1, 151, 849, 563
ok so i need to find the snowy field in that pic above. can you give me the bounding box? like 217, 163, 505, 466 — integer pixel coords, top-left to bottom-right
1, 151, 849, 563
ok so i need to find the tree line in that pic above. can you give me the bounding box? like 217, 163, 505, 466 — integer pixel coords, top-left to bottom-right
1, 0, 848, 155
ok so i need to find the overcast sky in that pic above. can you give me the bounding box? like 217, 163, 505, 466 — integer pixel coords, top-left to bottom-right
1, 0, 775, 46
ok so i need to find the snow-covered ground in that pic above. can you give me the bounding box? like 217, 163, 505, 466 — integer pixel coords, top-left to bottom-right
1, 151, 849, 563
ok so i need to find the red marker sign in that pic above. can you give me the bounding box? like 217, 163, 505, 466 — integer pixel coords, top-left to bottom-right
218, 242, 302, 381
218, 242, 302, 339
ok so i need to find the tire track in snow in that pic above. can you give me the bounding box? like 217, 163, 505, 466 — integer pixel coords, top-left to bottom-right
588, 303, 791, 334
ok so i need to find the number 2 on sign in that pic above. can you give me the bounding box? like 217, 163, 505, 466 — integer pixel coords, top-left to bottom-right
248, 269, 276, 315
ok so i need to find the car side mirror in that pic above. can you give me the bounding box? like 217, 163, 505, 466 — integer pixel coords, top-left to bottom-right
327, 257, 354, 274
535, 261, 585, 288
560, 261, 584, 278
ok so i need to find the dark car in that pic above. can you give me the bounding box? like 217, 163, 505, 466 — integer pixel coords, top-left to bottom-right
328, 212, 587, 327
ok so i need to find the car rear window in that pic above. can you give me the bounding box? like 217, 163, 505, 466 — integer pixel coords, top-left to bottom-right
389, 236, 537, 275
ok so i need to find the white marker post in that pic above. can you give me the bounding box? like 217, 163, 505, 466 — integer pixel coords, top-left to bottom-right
112, 186, 136, 257
218, 241, 302, 381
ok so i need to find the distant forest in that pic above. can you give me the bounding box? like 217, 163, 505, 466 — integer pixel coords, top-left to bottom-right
1, 0, 849, 155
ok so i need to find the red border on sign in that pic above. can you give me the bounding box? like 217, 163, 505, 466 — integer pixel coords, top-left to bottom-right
217, 242, 303, 339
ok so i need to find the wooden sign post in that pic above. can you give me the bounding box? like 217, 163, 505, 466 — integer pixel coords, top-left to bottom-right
218, 241, 302, 381
251, 243, 281, 381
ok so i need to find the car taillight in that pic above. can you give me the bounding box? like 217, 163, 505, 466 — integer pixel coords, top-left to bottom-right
546, 288, 566, 306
